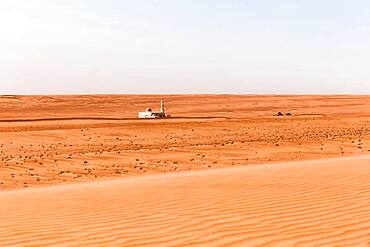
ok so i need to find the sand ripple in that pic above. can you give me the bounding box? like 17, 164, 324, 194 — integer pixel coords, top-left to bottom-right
1, 156, 370, 246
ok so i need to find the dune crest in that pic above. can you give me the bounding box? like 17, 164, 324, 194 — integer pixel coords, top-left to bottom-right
1, 156, 370, 246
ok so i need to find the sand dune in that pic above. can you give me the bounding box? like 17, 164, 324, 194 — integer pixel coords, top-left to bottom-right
1, 155, 370, 246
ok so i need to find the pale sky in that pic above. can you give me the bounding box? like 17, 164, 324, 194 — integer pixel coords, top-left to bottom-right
1, 0, 370, 94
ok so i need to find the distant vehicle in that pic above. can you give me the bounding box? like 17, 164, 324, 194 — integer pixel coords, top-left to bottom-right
138, 99, 170, 118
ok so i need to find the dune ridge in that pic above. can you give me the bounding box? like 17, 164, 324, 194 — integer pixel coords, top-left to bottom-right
1, 156, 370, 246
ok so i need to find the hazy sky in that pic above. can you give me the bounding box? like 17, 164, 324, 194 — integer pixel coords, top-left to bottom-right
1, 0, 370, 94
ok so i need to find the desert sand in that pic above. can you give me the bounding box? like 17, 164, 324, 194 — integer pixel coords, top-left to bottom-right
1, 155, 370, 246
1, 95, 370, 246
0, 94, 370, 189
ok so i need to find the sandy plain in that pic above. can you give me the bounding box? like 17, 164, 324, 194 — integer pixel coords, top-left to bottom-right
0, 94, 369, 189
1, 94, 370, 246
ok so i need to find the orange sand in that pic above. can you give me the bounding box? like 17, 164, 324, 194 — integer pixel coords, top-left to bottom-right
1, 155, 370, 246
1, 95, 370, 189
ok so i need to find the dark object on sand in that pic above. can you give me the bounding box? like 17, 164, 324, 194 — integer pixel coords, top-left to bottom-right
276, 112, 292, 116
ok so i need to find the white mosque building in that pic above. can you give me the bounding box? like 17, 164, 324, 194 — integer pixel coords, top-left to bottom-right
138, 99, 169, 118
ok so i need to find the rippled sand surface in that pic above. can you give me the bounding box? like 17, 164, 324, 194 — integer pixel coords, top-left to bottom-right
1, 156, 370, 246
